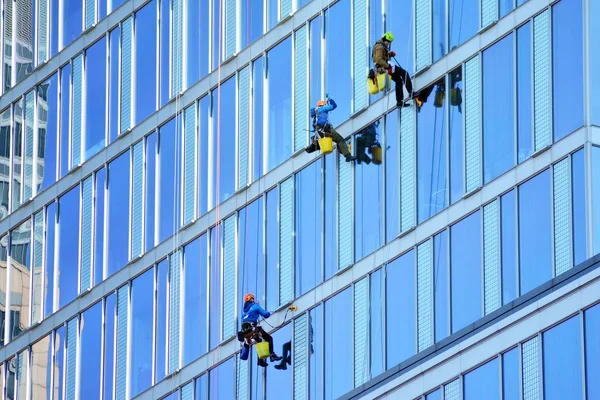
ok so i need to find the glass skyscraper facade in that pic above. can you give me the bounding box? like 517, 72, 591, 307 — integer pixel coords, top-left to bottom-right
0, 0, 598, 398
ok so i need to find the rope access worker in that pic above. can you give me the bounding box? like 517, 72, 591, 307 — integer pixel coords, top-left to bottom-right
238, 293, 283, 367
355, 121, 380, 165
372, 32, 422, 108
304, 96, 357, 162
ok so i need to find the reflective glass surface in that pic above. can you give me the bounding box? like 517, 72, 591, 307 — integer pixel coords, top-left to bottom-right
309, 304, 323, 400
85, 38, 107, 160
449, 0, 478, 50
199, 96, 209, 214
209, 226, 222, 349
517, 22, 532, 163
266, 188, 278, 310
104, 294, 115, 400
158, 119, 181, 242
324, 156, 336, 280
212, 0, 222, 70
195, 374, 208, 400
370, 0, 383, 104
135, 1, 157, 124
370, 269, 384, 377
501, 190, 517, 304
434, 230, 449, 342
58, 186, 79, 308
593, 0, 600, 125
0, 108, 10, 218
433, 0, 446, 62
63, 0, 82, 48
239, 199, 265, 307
552, 0, 584, 141
325, 288, 352, 399
37, 75, 59, 192
464, 358, 499, 399
500, 0, 514, 18
145, 134, 156, 251
267, 37, 292, 171
160, 0, 170, 106
209, 357, 234, 398
519, 170, 551, 294
502, 347, 520, 400
266, 324, 292, 399
572, 150, 586, 265
386, 251, 416, 366
451, 211, 481, 333
44, 203, 56, 317
212, 78, 236, 204
130, 269, 153, 396
585, 304, 600, 398
386, 114, 399, 241
594, 147, 600, 255
13, 100, 23, 210
54, 326, 65, 399
107, 151, 130, 275
310, 17, 323, 109
296, 161, 323, 296
483, 34, 515, 183
426, 389, 442, 400
60, 65, 70, 178
386, 0, 413, 73
155, 260, 167, 382
79, 302, 102, 399
109, 27, 120, 143
543, 316, 583, 400
253, 58, 264, 180
183, 234, 208, 364
31, 334, 52, 399
449, 68, 463, 204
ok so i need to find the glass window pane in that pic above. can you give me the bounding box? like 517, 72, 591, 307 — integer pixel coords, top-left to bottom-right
267, 0, 277, 30
60, 65, 70, 178
433, 0, 446, 62
267, 37, 292, 171
266, 324, 292, 399
54, 326, 65, 399
10, 220, 31, 338
370, 269, 384, 377
158, 119, 181, 242
239, 199, 265, 306
592, 0, 600, 126
543, 316, 582, 400
4, 0, 12, 91
501, 190, 517, 304
324, 0, 351, 126
500, 0, 514, 18
0, 108, 10, 218
385, 0, 413, 73
309, 305, 323, 400
209, 227, 222, 349
94, 168, 106, 285
211, 78, 236, 204
145, 134, 156, 251
324, 157, 336, 280
209, 358, 234, 398
212, 0, 222, 70
434, 230, 448, 342
58, 186, 80, 308
451, 211, 482, 333
449, 0, 478, 49
418, 80, 447, 223
13, 100, 23, 210
464, 358, 499, 400
572, 150, 586, 265
107, 151, 130, 275
85, 38, 107, 160
552, 0, 584, 141
160, 0, 170, 106
0, 235, 5, 344
241, 0, 263, 47
517, 22, 532, 163
386, 251, 416, 366
199, 97, 209, 214
104, 294, 115, 400
266, 188, 278, 310
31, 334, 52, 399
79, 302, 102, 399
449, 67, 464, 204
37, 75, 59, 192
426, 389, 442, 400
63, 0, 82, 48
585, 304, 600, 399
251, 0, 263, 43
130, 269, 153, 396
183, 235, 208, 364
518, 170, 551, 294
44, 203, 56, 317
325, 288, 352, 399
594, 147, 600, 255
310, 17, 323, 109
386, 114, 399, 241
187, 0, 200, 85
155, 260, 167, 382
483, 34, 515, 183
502, 347, 520, 400
195, 374, 207, 400
252, 58, 264, 180
135, 1, 157, 124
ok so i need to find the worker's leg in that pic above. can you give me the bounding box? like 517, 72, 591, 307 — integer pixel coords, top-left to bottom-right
257, 327, 282, 361
275, 341, 293, 370
325, 127, 350, 157
394, 65, 414, 97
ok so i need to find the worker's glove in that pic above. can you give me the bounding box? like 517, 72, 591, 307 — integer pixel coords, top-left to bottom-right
389, 51, 396, 57
388, 66, 394, 75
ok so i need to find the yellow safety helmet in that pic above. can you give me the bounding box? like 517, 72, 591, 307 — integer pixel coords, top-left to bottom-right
316, 100, 327, 107
244, 293, 255, 302
383, 32, 394, 42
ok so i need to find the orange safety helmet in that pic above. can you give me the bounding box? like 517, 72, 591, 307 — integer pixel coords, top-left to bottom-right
244, 293, 255, 302
316, 100, 327, 107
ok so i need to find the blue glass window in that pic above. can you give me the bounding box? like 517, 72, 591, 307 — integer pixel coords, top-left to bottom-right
325, 288, 352, 399
199, 96, 209, 214
517, 22, 532, 163
155, 260, 167, 381
449, 67, 464, 204
158, 119, 181, 242
324, 156, 336, 280
451, 211, 481, 333
104, 294, 115, 400
266, 324, 292, 399
109, 27, 120, 143
386, 114, 399, 241
464, 358, 499, 399
449, 0, 478, 50
159, 0, 170, 106
51, 0, 59, 56
32, 335, 53, 399
85, 38, 107, 160
519, 170, 551, 294
209, 358, 235, 398
324, 0, 351, 126
45, 203, 56, 317
310, 17, 323, 109
58, 186, 80, 308
79, 302, 102, 399
385, 0, 413, 73
241, 0, 263, 47
107, 151, 130, 275
37, 75, 59, 191
95, 168, 105, 285
309, 305, 323, 399
501, 189, 517, 304
370, 269, 384, 377
500, 0, 514, 18
267, 37, 292, 171
386, 251, 416, 366
239, 199, 265, 307
212, 0, 222, 70
502, 347, 520, 400
63, 0, 82, 48
212, 78, 236, 204
10, 221, 32, 337
183, 234, 208, 364
593, 147, 600, 255
195, 374, 208, 399
552, 0, 584, 141
543, 316, 583, 400
145, 134, 156, 251
253, 58, 264, 180
60, 64, 71, 177
135, 1, 157, 124
112, 0, 126, 12
130, 269, 153, 397
483, 34, 515, 183
572, 150, 586, 265
296, 161, 323, 296
209, 226, 222, 349
592, 0, 600, 125
426, 389, 442, 400
266, 188, 278, 310
418, 80, 447, 223
434, 230, 449, 342
433, 0, 446, 62
0, 109, 10, 218
54, 326, 65, 399
585, 304, 600, 398
186, 0, 203, 86
268, 0, 277, 30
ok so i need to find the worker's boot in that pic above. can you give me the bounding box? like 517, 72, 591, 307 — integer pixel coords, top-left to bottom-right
258, 359, 268, 368
345, 154, 357, 162
270, 353, 283, 362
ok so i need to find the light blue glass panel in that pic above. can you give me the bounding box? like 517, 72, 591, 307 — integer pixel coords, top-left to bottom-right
434, 231, 449, 342
238, 67, 250, 189
522, 336, 540, 400
593, 148, 600, 255
464, 358, 499, 399
593, 0, 600, 126
400, 105, 416, 231
417, 240, 433, 351
416, 0, 431, 70
353, 0, 367, 111
433, 0, 446, 62
129, 271, 153, 397
543, 316, 582, 400
465, 56, 481, 193
503, 348, 520, 400
339, 152, 353, 269
66, 319, 77, 400
32, 211, 43, 322
533, 11, 551, 151
517, 23, 532, 163
72, 55, 83, 167
181, 382, 193, 400
236, 354, 248, 400
121, 17, 133, 133
24, 91, 34, 199
572, 150, 586, 265
281, 0, 291, 16
354, 277, 369, 387
481, 0, 498, 28
325, 289, 353, 399
223, 216, 236, 340
553, 158, 571, 276
38, 0, 48, 63
81, 176, 93, 291
169, 251, 181, 373
225, 0, 236, 59
449, 0, 478, 49
585, 304, 600, 398
501, 191, 517, 304
172, 0, 183, 94
116, 285, 128, 400
132, 142, 143, 257
294, 26, 308, 152
483, 199, 500, 315
86, 0, 95, 28
293, 313, 308, 399
444, 379, 460, 400
135, 1, 157, 124
279, 178, 293, 305
184, 105, 195, 223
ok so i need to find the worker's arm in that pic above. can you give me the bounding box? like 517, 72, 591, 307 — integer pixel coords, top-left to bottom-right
255, 304, 272, 319
310, 107, 316, 118
321, 98, 337, 112
373, 45, 390, 69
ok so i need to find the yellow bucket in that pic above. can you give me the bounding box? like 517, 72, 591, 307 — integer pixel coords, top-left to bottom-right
256, 342, 270, 359
367, 73, 387, 95
318, 137, 333, 155
371, 146, 382, 165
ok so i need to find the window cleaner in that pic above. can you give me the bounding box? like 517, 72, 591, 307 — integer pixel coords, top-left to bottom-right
355, 121, 383, 165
